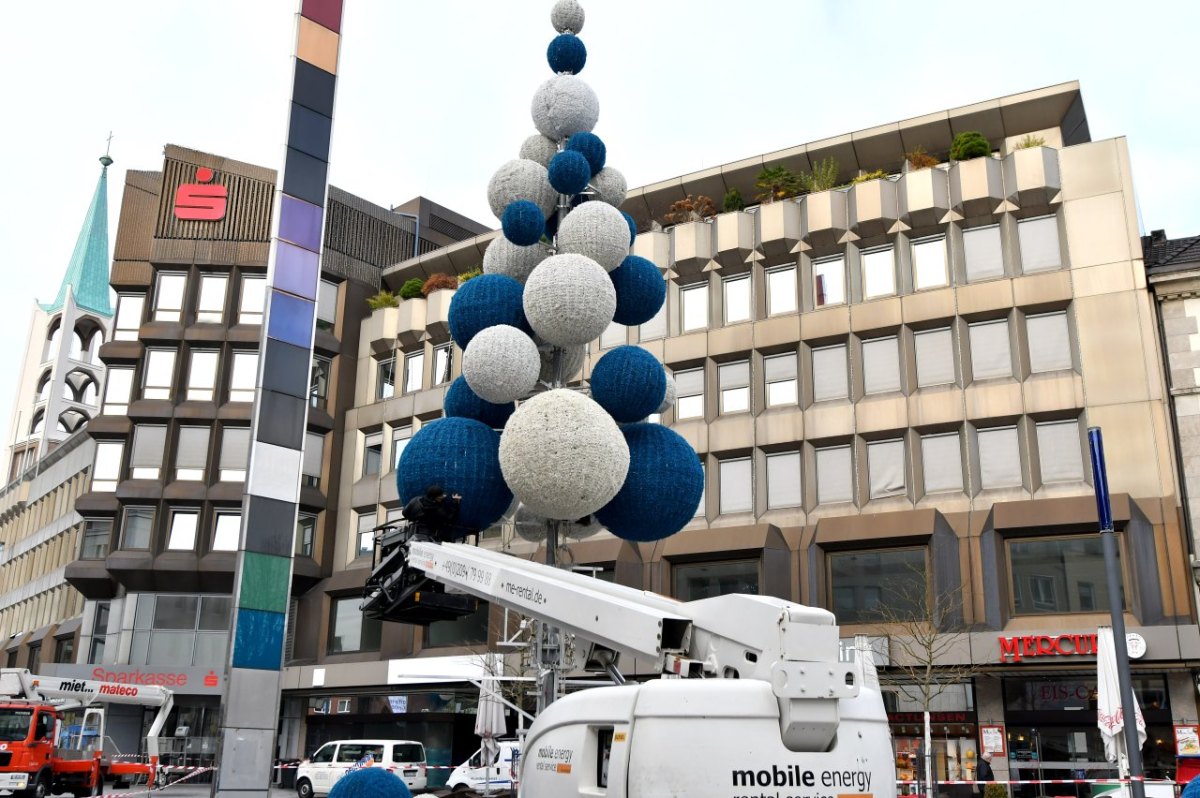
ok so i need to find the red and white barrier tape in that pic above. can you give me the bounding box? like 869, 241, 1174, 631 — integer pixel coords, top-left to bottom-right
271, 763, 456, 770
89, 766, 215, 798
898, 777, 1160, 786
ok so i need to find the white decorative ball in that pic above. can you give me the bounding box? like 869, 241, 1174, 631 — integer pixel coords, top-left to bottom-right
462, 325, 540, 403
487, 159, 557, 220
657, 373, 677, 413
513, 503, 548, 543
550, 0, 585, 33
500, 389, 629, 520
482, 236, 549, 284
537, 342, 586, 384
524, 254, 616, 347
519, 134, 559, 168
557, 201, 630, 272
531, 76, 599, 141
592, 167, 627, 207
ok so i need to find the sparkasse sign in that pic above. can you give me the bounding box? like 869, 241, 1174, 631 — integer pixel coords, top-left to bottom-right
38, 664, 224, 695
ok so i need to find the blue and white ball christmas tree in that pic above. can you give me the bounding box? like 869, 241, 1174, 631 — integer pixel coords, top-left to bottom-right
399, 0, 700, 546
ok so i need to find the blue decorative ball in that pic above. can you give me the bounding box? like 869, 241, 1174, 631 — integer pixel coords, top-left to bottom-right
398, 417, 513, 531
444, 376, 515, 430
448, 274, 529, 348
548, 150, 592, 195
595, 424, 703, 542
610, 255, 666, 326
590, 346, 667, 423
502, 200, 546, 246
567, 132, 606, 176
547, 33, 587, 74
329, 768, 412, 798
621, 211, 637, 245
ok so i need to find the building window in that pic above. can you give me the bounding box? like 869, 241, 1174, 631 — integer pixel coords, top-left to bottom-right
674, 560, 758, 601
862, 336, 901, 395
963, 225, 1004, 282
868, 439, 906, 499
153, 272, 187, 322
121, 507, 155, 550
978, 426, 1022, 489
861, 246, 896, 299
27, 644, 41, 672
302, 432, 324, 488
723, 276, 752, 325
427, 603, 490, 648
694, 461, 706, 517
317, 280, 338, 330
90, 602, 110, 663
403, 352, 424, 394
1018, 216, 1061, 273
219, 427, 249, 482
968, 319, 1012, 380
912, 235, 948, 290
175, 426, 210, 481
329, 596, 382, 653
310, 356, 331, 409
766, 451, 802, 509
639, 293, 668, 341
196, 275, 227, 324
392, 426, 412, 470
828, 548, 926, 624
718, 361, 750, 414
239, 276, 266, 325
674, 368, 704, 420
813, 256, 846, 307
1009, 536, 1121, 614
130, 594, 231, 667
915, 328, 955, 387
764, 353, 798, 407
114, 294, 145, 341
718, 458, 752, 514
376, 357, 396, 400
681, 283, 708, 332
130, 425, 167, 479
212, 512, 240, 552
1027, 311, 1072, 373
363, 433, 383, 477
921, 432, 962, 494
816, 445, 853, 505
80, 519, 112, 559
54, 637, 74, 665
92, 441, 124, 491
767, 265, 797, 316
229, 352, 258, 402
103, 368, 134, 415
427, 345, 451, 387
186, 351, 219, 401
811, 343, 849, 402
1037, 419, 1084, 484
356, 512, 377, 558
600, 321, 625, 349
142, 349, 177, 399
167, 510, 199, 551
296, 514, 317, 557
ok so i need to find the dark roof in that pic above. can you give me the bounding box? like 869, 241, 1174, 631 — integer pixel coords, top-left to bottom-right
1144, 230, 1200, 274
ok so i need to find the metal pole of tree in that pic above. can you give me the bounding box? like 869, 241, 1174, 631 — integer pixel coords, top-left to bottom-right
1087, 427, 1147, 798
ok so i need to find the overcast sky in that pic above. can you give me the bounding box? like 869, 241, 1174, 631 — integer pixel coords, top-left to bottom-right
1, 0, 1196, 449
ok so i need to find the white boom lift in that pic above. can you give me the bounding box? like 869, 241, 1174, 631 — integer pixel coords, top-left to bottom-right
401, 541, 897, 798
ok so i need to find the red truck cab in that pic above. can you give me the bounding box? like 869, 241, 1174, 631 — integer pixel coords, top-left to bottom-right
0, 702, 58, 798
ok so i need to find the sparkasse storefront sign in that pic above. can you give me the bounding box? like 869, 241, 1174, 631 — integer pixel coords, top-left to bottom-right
39, 664, 224, 695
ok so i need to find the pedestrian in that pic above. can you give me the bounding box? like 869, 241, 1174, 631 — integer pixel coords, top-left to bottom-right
977, 752, 995, 784
402, 484, 463, 542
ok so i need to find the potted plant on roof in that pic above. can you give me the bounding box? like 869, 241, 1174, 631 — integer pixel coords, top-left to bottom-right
849, 169, 899, 241
799, 158, 849, 251
422, 272, 458, 341
949, 131, 1003, 219
1004, 134, 1060, 210
666, 195, 717, 281
755, 165, 805, 261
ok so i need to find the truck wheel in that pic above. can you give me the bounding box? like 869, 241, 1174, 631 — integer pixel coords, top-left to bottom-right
20, 773, 49, 798
450, 785, 470, 794
296, 778, 314, 798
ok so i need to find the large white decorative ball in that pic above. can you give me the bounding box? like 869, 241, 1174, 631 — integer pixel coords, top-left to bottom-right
657, 373, 677, 413
519, 134, 559, 168
550, 0, 585, 33
462, 325, 540, 404
592, 167, 627, 207
556, 201, 630, 272
482, 236, 549, 284
513, 503, 549, 543
524, 254, 616, 347
537, 342, 586, 384
531, 76, 599, 141
487, 159, 557, 220
500, 389, 629, 520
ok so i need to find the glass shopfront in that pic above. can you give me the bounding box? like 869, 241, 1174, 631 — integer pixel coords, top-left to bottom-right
886, 683, 978, 795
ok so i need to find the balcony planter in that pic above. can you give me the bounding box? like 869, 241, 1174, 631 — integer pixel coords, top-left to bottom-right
714, 210, 756, 274
950, 155, 1005, 218
801, 189, 849, 253
1003, 146, 1061, 210
849, 177, 900, 241
900, 166, 951, 230
631, 229, 670, 270
424, 288, 456, 344
361, 306, 400, 356
394, 297, 428, 351
670, 219, 715, 282
757, 199, 802, 260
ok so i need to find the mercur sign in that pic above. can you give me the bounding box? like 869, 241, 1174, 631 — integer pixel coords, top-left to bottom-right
998, 633, 1099, 662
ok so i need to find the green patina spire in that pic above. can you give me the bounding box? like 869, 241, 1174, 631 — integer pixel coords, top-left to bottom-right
40, 154, 114, 317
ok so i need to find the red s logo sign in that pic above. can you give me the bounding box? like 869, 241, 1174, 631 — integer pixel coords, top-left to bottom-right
174, 167, 228, 221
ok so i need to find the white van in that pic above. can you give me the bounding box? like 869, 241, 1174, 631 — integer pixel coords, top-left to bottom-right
296, 739, 427, 797
446, 740, 521, 793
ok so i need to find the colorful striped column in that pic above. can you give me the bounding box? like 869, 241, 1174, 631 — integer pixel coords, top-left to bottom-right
213, 2, 343, 796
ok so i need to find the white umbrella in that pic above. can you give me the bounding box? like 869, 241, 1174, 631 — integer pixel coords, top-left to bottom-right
1097, 626, 1147, 776
474, 677, 507, 795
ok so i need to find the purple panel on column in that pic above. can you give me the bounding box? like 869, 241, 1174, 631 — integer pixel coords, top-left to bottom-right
301, 0, 343, 33
266, 289, 316, 349
274, 240, 320, 300
278, 194, 323, 253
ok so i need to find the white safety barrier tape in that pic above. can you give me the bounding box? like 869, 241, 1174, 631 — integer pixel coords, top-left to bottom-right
271, 763, 458, 770
90, 766, 215, 798
897, 777, 1160, 786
